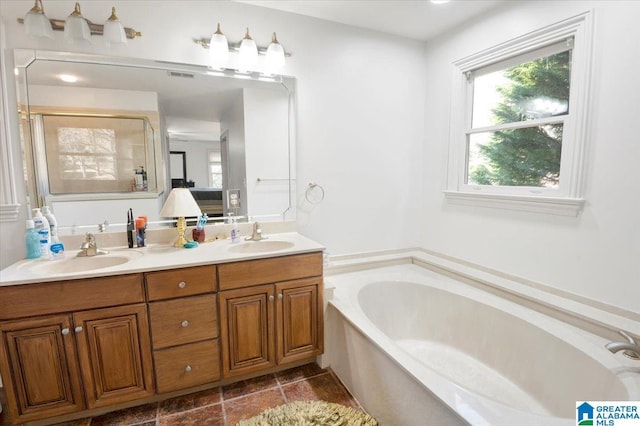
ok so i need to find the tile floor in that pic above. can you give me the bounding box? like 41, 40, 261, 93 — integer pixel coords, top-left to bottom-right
0, 363, 365, 426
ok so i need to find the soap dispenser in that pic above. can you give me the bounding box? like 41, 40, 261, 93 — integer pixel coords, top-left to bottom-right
32, 208, 50, 259
25, 220, 41, 259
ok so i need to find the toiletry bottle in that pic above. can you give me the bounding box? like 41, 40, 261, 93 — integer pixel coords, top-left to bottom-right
230, 215, 240, 243
135, 217, 146, 247
25, 220, 41, 259
32, 208, 50, 259
134, 168, 143, 191
42, 206, 65, 258
141, 166, 148, 191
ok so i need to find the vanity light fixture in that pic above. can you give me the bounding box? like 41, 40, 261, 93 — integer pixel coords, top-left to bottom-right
64, 2, 91, 43
159, 188, 202, 248
238, 28, 258, 71
194, 27, 290, 72
17, 1, 141, 43
23, 0, 54, 39
208, 23, 229, 69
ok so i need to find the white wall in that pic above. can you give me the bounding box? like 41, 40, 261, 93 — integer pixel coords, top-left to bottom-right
420, 1, 640, 313
244, 87, 290, 219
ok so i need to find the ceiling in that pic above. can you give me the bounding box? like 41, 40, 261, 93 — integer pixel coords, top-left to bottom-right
236, 0, 507, 41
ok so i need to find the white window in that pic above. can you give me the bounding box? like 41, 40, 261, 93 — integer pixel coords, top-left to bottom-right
208, 150, 222, 188
445, 12, 593, 216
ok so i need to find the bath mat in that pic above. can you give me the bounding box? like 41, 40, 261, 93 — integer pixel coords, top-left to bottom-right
237, 400, 378, 426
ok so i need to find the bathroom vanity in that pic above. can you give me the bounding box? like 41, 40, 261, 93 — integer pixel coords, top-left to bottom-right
0, 233, 324, 425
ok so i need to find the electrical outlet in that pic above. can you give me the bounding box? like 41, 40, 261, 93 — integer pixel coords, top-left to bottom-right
226, 189, 241, 210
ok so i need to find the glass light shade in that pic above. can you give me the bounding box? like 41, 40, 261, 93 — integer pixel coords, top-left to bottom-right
238, 28, 258, 71
265, 32, 286, 72
208, 23, 228, 68
64, 3, 91, 43
24, 1, 53, 39
103, 7, 127, 46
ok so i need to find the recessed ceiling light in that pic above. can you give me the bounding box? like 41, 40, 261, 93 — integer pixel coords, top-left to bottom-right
59, 74, 78, 83
431, 0, 450, 4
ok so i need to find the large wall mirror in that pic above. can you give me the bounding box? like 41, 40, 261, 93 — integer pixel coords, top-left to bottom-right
13, 49, 295, 232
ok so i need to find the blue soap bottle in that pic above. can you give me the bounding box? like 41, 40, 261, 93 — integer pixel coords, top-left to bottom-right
25, 220, 41, 259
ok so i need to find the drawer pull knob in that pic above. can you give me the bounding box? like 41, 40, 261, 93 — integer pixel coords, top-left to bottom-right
181, 320, 189, 328
278, 293, 283, 300
269, 295, 274, 302
185, 365, 192, 373
74, 326, 83, 333
178, 281, 187, 288
61, 328, 70, 335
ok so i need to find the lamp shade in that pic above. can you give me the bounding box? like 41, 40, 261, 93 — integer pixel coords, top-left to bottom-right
238, 28, 258, 71
24, 0, 53, 39
160, 188, 202, 218
64, 2, 91, 43
103, 7, 127, 46
265, 32, 286, 72
209, 22, 228, 68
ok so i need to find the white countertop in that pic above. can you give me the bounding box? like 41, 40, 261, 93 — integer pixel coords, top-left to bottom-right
0, 232, 325, 286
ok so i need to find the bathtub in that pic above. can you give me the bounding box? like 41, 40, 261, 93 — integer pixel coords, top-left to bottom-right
325, 263, 640, 426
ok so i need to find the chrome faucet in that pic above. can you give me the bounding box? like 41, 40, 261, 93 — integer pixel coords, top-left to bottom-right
77, 233, 109, 257
605, 330, 640, 360
245, 222, 267, 241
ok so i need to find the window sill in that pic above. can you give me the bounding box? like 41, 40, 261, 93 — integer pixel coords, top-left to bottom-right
443, 191, 584, 216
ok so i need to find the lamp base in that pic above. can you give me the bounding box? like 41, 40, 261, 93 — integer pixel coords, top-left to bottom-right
173, 216, 188, 248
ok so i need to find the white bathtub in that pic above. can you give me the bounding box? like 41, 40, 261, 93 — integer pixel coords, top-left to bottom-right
325, 264, 640, 426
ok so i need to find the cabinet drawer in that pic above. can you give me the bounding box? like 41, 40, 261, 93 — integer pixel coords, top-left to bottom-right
149, 295, 217, 349
218, 253, 323, 290
145, 265, 216, 301
154, 340, 220, 393
0, 274, 144, 320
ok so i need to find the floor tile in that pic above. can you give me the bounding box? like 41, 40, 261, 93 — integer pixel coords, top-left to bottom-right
275, 363, 327, 385
222, 374, 278, 400
281, 372, 359, 408
158, 404, 224, 426
50, 419, 92, 426
159, 387, 222, 416
89, 402, 159, 426
224, 388, 285, 425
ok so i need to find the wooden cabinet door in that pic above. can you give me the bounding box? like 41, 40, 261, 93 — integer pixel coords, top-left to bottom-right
0, 315, 84, 423
219, 285, 275, 377
73, 304, 154, 409
276, 278, 324, 364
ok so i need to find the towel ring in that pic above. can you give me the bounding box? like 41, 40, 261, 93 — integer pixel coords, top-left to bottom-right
305, 183, 325, 204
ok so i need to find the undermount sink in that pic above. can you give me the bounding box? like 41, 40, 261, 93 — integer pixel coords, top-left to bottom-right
228, 240, 295, 254
28, 250, 143, 275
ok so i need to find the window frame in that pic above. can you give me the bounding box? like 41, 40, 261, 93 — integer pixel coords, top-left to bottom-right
444, 11, 594, 216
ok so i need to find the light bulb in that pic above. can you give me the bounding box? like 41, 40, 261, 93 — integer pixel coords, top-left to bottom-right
209, 23, 229, 69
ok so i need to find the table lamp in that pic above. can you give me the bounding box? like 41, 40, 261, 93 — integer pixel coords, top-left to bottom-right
160, 188, 202, 247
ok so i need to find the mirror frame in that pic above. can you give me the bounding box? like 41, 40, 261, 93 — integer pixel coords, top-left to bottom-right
13, 48, 297, 229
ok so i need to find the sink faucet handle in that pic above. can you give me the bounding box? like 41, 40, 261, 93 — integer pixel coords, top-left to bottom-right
619, 330, 637, 345
85, 232, 96, 245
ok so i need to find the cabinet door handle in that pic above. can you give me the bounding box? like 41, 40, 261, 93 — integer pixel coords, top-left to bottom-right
278, 293, 283, 300
178, 281, 187, 289
185, 365, 192, 373
74, 326, 83, 333
61, 328, 70, 335
269, 295, 274, 302
181, 320, 189, 328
